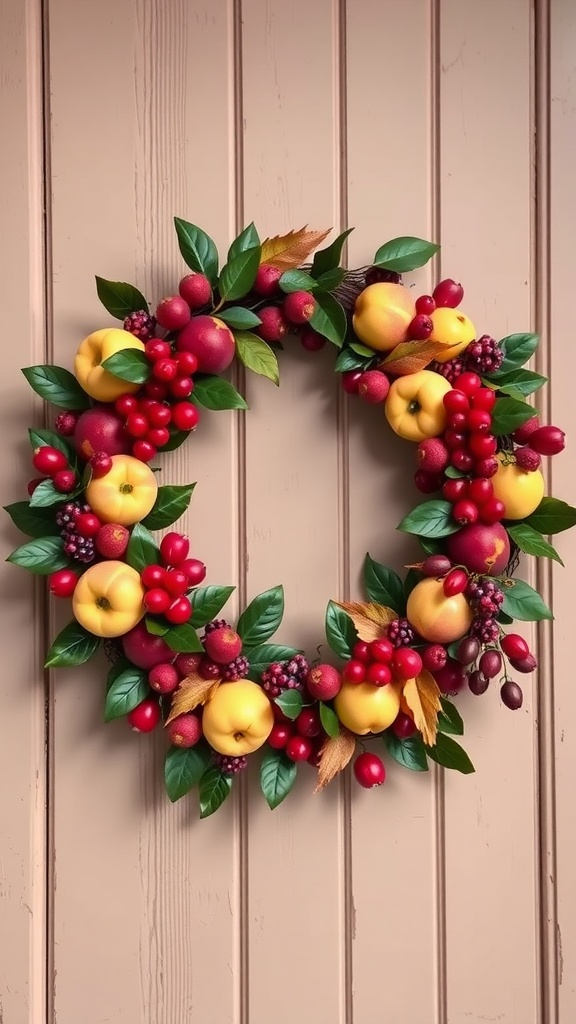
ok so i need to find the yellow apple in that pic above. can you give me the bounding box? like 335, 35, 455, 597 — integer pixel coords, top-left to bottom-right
429, 307, 476, 362
334, 681, 401, 735
490, 453, 545, 519
72, 560, 145, 637
406, 578, 473, 644
74, 328, 145, 401
385, 369, 452, 442
202, 680, 274, 755
85, 454, 158, 526
352, 283, 416, 352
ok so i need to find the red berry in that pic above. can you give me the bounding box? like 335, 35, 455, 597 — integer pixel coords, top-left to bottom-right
391, 647, 423, 680
422, 644, 447, 672
447, 412, 467, 431
415, 295, 436, 315
153, 358, 178, 382
144, 339, 172, 362
132, 440, 157, 463
176, 350, 199, 376
514, 447, 541, 472
501, 633, 530, 660
141, 564, 168, 588
115, 394, 139, 417
127, 698, 161, 733
434, 658, 466, 694
32, 446, 68, 476
145, 381, 168, 400
144, 588, 171, 614
468, 433, 497, 459
509, 654, 538, 673
170, 376, 193, 399
27, 477, 46, 495
408, 314, 433, 340
55, 411, 78, 436
147, 426, 170, 448
178, 273, 212, 310
479, 650, 502, 678
268, 723, 292, 749
76, 512, 101, 538
254, 264, 283, 297
414, 469, 443, 493
147, 403, 171, 428
473, 457, 499, 479
353, 752, 385, 788
353, 641, 372, 663
49, 568, 79, 598
53, 469, 78, 493
467, 478, 494, 505
442, 567, 468, 596
164, 569, 189, 597
257, 306, 289, 344
417, 438, 449, 473
125, 412, 149, 438
443, 390, 469, 415
511, 415, 540, 445
357, 370, 390, 404
283, 290, 315, 324
444, 430, 466, 451
89, 452, 113, 478
391, 712, 417, 739
300, 327, 326, 352
433, 278, 464, 308
466, 408, 492, 433
149, 663, 179, 694
343, 660, 366, 684
471, 388, 496, 412
453, 372, 482, 395
452, 499, 478, 526
450, 450, 473, 472
180, 558, 206, 586
478, 497, 506, 524
369, 637, 394, 663
155, 295, 191, 331
160, 532, 190, 566
138, 398, 157, 415
341, 371, 362, 395
285, 735, 313, 762
366, 662, 392, 686
165, 596, 192, 624
442, 478, 468, 503
296, 708, 321, 738
528, 425, 565, 456
171, 402, 200, 431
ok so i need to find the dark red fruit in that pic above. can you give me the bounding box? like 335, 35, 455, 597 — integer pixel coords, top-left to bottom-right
500, 680, 523, 710
444, 430, 467, 451
128, 698, 161, 732
479, 649, 502, 678
357, 370, 390, 403
391, 712, 416, 739
144, 339, 172, 362
268, 723, 292, 749
528, 426, 565, 456
300, 327, 326, 352
514, 447, 541, 472
160, 532, 189, 566
145, 381, 168, 401
180, 558, 206, 586
473, 457, 499, 479
149, 663, 180, 694
447, 412, 467, 431
283, 290, 315, 324
353, 641, 372, 663
353, 752, 385, 788
341, 371, 363, 395
501, 633, 530, 660
512, 415, 540, 445
296, 708, 321, 738
456, 635, 480, 665
165, 596, 192, 624
257, 306, 288, 343
434, 658, 466, 694
509, 654, 537, 673
32, 446, 68, 476
478, 497, 506, 525
468, 670, 489, 695
171, 402, 200, 431
254, 263, 283, 297
452, 499, 478, 526
443, 568, 469, 596
433, 279, 464, 308
442, 478, 468, 503
169, 377, 193, 400
408, 314, 433, 340
422, 644, 448, 672
55, 411, 78, 436
421, 554, 452, 577
415, 295, 435, 315
285, 735, 313, 762
49, 568, 79, 598
414, 469, 443, 493
450, 450, 474, 472
53, 469, 78, 493
89, 452, 113, 478
27, 477, 46, 495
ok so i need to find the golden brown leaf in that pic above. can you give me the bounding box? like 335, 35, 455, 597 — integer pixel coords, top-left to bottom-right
315, 730, 356, 791
403, 670, 442, 746
380, 339, 454, 376
166, 672, 221, 725
260, 226, 331, 271
336, 600, 397, 642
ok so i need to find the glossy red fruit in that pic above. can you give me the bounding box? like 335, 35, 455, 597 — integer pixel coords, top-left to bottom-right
467, 478, 494, 506
442, 478, 468, 503
447, 412, 467, 431
153, 358, 178, 382
443, 390, 469, 415
147, 404, 171, 429
171, 402, 200, 431
366, 663, 392, 686
353, 752, 386, 788
434, 657, 466, 694
169, 376, 193, 400
473, 457, 499, 479
144, 588, 171, 615
468, 433, 497, 460
89, 452, 114, 479
414, 469, 443, 493
180, 558, 207, 586
452, 499, 478, 526
155, 295, 191, 331
149, 662, 180, 694
147, 426, 170, 448
528, 425, 565, 456
125, 412, 149, 438
53, 469, 78, 493
471, 388, 496, 412
422, 644, 448, 672
391, 712, 416, 739
468, 670, 489, 695
132, 440, 157, 463
353, 641, 372, 663
421, 554, 452, 577
176, 351, 199, 376
178, 273, 212, 310
141, 564, 167, 588
145, 381, 168, 401
453, 372, 481, 395
160, 532, 190, 566
466, 409, 492, 433
49, 568, 79, 597
27, 477, 46, 495
415, 295, 435, 315
343, 659, 366, 684
296, 708, 321, 738
444, 430, 466, 451
408, 314, 433, 340
253, 263, 283, 297
128, 698, 161, 733
341, 371, 363, 395
76, 512, 101, 538
478, 497, 506, 525
456, 635, 480, 665
32, 446, 68, 476
268, 723, 292, 749
285, 735, 313, 762
433, 279, 464, 308
501, 633, 530, 660
164, 569, 189, 597
369, 637, 394, 663
512, 414, 540, 445
450, 450, 473, 472
443, 567, 469, 596
165, 596, 192, 624
144, 339, 172, 362
391, 647, 423, 680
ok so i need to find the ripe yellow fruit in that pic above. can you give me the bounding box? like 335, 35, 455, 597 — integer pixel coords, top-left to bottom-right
406, 578, 473, 644
202, 681, 274, 755
491, 454, 545, 520
352, 283, 416, 352
72, 560, 145, 637
385, 370, 452, 442
86, 455, 158, 526
429, 308, 476, 362
334, 681, 401, 735
74, 328, 145, 402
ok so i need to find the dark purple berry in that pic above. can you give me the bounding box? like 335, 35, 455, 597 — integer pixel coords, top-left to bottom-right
501, 680, 523, 710
456, 636, 480, 665
387, 618, 416, 648
468, 670, 490, 695
213, 753, 247, 776
479, 649, 502, 679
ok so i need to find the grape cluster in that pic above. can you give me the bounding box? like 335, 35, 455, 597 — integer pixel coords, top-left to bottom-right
56, 501, 95, 564
466, 579, 505, 618
123, 310, 157, 340
213, 754, 247, 776
387, 617, 415, 648
261, 654, 310, 698
435, 334, 504, 382
221, 655, 250, 681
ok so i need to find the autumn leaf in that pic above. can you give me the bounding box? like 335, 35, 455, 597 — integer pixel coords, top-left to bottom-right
381, 340, 457, 376
336, 601, 397, 642
403, 670, 442, 746
260, 226, 331, 271
315, 729, 356, 791
166, 672, 221, 724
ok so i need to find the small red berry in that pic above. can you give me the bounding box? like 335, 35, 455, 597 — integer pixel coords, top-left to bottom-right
467, 478, 494, 505
257, 306, 289, 344
466, 408, 492, 433
414, 469, 443, 493
254, 264, 283, 297
141, 564, 168, 588
147, 426, 170, 448
468, 433, 498, 459
433, 279, 464, 308
296, 708, 321, 738
170, 376, 193, 399
180, 558, 206, 586
353, 641, 372, 663
450, 450, 474, 472
144, 588, 171, 615
343, 659, 366, 684
178, 273, 212, 310
128, 698, 161, 733
285, 735, 313, 762
528, 425, 565, 456
164, 569, 189, 597
149, 663, 180, 694
300, 327, 326, 351
369, 637, 394, 663
478, 497, 506, 524
145, 381, 168, 400
160, 532, 190, 566
75, 512, 101, 538
443, 390, 469, 415
144, 339, 172, 362
115, 394, 139, 417
391, 647, 423, 681
473, 457, 499, 478
176, 350, 199, 376
511, 415, 540, 445
155, 296, 191, 331
391, 712, 417, 739
341, 371, 363, 395
32, 446, 68, 476
442, 478, 468, 503
417, 438, 449, 473
501, 633, 530, 660
415, 295, 436, 315
49, 568, 79, 598
55, 411, 78, 436
53, 469, 78, 493
453, 372, 482, 395
471, 388, 496, 412
268, 723, 292, 749
27, 477, 46, 495
147, 403, 171, 428
89, 452, 113, 478
153, 358, 178, 382
452, 499, 478, 526
132, 440, 157, 462
422, 644, 448, 672
283, 290, 316, 324
408, 314, 433, 340
421, 555, 452, 577
126, 412, 149, 438
165, 596, 193, 624
514, 446, 541, 472
366, 662, 392, 686
357, 370, 390, 404
353, 752, 385, 788
442, 567, 468, 596
444, 430, 466, 451
171, 402, 200, 431
447, 412, 467, 431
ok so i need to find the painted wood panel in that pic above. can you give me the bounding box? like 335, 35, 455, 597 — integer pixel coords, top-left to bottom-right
1, 0, 575, 1021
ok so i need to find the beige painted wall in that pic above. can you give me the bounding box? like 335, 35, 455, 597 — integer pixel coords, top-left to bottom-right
1, 1, 575, 1021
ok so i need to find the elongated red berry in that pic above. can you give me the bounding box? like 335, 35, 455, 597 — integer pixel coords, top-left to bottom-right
32, 446, 68, 476
501, 633, 530, 660
528, 425, 565, 456
443, 567, 468, 596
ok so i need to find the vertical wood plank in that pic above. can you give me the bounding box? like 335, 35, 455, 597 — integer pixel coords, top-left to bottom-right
241, 2, 346, 1022
0, 2, 47, 1022
439, 3, 539, 1022
346, 2, 440, 1020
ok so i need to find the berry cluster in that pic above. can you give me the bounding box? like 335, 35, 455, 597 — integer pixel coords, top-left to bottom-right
198, 620, 249, 682
261, 654, 310, 698
30, 444, 78, 496
140, 531, 205, 624
387, 617, 416, 648
56, 501, 98, 564
250, 264, 324, 352
268, 704, 326, 764
406, 278, 464, 341
343, 637, 422, 687
435, 334, 504, 381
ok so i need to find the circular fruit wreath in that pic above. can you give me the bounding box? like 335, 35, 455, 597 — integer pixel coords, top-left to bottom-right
6, 220, 575, 817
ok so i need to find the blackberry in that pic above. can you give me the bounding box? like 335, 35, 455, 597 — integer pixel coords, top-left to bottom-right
387, 617, 415, 648
213, 753, 247, 776
261, 655, 310, 698
466, 579, 504, 619
464, 335, 503, 375
57, 501, 95, 565
123, 310, 157, 340
203, 618, 229, 636
222, 655, 250, 681
471, 617, 500, 644
364, 267, 401, 286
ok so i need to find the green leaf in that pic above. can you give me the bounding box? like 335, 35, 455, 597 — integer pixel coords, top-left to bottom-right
236, 585, 284, 647
274, 690, 303, 720
260, 748, 298, 809
145, 616, 169, 636
349, 340, 376, 358
245, 644, 301, 680
319, 702, 340, 738
21, 365, 90, 410
45, 620, 101, 668
28, 427, 76, 464
311, 229, 354, 277
28, 479, 63, 508
104, 666, 148, 721
279, 269, 317, 293
325, 600, 357, 660
7, 535, 68, 574
308, 291, 347, 348
141, 483, 196, 531
315, 268, 346, 291
501, 578, 553, 621
234, 331, 279, 385
426, 733, 475, 774
106, 657, 132, 691
485, 368, 547, 396
189, 585, 235, 628
507, 523, 564, 566
438, 698, 464, 736
164, 744, 211, 802
397, 500, 459, 539
403, 568, 420, 601
498, 333, 539, 373
174, 217, 219, 285
419, 537, 443, 555
199, 764, 233, 818
101, 349, 150, 385
373, 236, 439, 273
4, 501, 56, 538
335, 347, 372, 373
95, 276, 149, 318
384, 731, 429, 771
524, 497, 576, 535
218, 246, 261, 302
125, 523, 159, 572
363, 554, 405, 614
444, 466, 465, 479
218, 306, 262, 330
497, 609, 514, 625
227, 222, 260, 262
164, 623, 203, 653
192, 375, 248, 411
491, 397, 534, 436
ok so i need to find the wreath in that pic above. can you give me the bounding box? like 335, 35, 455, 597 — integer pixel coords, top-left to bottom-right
6, 220, 575, 818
